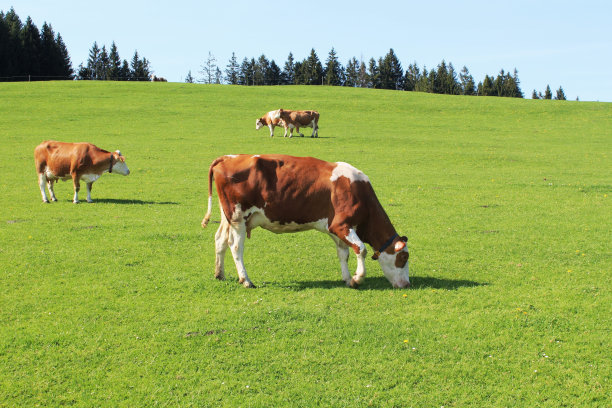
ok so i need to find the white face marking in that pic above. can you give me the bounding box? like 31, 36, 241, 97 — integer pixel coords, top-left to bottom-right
256, 119, 263, 130
111, 159, 130, 176
377, 250, 410, 288
345, 228, 365, 254
330, 162, 370, 183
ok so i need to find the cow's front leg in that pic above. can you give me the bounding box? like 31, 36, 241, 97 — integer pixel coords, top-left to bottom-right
38, 173, 50, 203
86, 182, 94, 203
331, 236, 352, 284
227, 222, 255, 288
47, 180, 57, 202
214, 218, 231, 280
283, 126, 289, 138
297, 127, 304, 137
72, 174, 80, 203
329, 224, 367, 288
268, 124, 274, 137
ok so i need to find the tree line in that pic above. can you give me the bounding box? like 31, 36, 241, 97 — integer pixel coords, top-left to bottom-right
77, 42, 152, 81
0, 8, 73, 81
190, 48, 568, 99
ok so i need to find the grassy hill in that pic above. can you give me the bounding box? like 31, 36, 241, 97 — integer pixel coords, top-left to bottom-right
0, 82, 610, 406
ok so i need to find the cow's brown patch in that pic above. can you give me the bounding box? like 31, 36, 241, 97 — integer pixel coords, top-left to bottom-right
395, 251, 409, 268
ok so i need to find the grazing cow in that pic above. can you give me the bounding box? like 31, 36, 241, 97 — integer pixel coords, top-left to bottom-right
255, 109, 286, 137
34, 140, 130, 203
277, 109, 319, 138
201, 154, 410, 288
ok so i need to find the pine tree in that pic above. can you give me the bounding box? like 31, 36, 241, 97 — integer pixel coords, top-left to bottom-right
459, 66, 475, 95
108, 42, 122, 80
254, 55, 269, 85
357, 60, 368, 88
512, 69, 523, 98
303, 49, 323, 85
225, 52, 239, 85
185, 70, 194, 83
344, 57, 359, 87
555, 86, 566, 100
379, 48, 403, 90
130, 50, 151, 81
367, 58, 380, 88
403, 62, 420, 91
544, 85, 552, 99
532, 89, 539, 99
239, 57, 253, 85
20, 16, 41, 77
268, 60, 281, 85
323, 47, 343, 86
281, 52, 295, 85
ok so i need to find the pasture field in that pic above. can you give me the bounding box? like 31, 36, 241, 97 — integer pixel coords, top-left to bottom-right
0, 81, 610, 407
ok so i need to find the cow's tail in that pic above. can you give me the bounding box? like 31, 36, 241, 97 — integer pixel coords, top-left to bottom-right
201, 157, 224, 228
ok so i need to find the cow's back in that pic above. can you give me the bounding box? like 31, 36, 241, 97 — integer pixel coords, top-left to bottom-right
34, 141, 98, 177
213, 154, 335, 225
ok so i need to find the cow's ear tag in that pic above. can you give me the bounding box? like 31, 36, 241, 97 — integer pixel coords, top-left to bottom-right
394, 240, 406, 252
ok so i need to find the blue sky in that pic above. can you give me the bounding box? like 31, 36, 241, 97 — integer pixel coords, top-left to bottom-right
12, 0, 612, 101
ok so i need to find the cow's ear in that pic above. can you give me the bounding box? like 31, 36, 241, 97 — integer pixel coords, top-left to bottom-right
394, 240, 406, 252
400, 236, 408, 242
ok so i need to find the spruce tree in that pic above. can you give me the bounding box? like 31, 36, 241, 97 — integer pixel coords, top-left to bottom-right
225, 52, 240, 85
555, 86, 566, 100
531, 90, 539, 99
239, 57, 253, 85
199, 52, 217, 84
357, 60, 368, 88
367, 58, 380, 88
108, 42, 121, 80
323, 47, 343, 86
304, 49, 323, 85
185, 70, 194, 83
403, 63, 420, 91
459, 66, 475, 95
379, 48, 403, 90
20, 16, 41, 78
544, 85, 552, 99
281, 52, 295, 85
255, 54, 269, 85
268, 60, 281, 85
344, 57, 359, 87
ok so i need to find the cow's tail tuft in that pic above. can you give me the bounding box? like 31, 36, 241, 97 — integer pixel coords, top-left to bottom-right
202, 157, 223, 228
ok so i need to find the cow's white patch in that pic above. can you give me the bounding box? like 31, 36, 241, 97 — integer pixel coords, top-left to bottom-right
242, 206, 328, 234
81, 173, 101, 183
225, 154, 238, 159
253, 155, 260, 158
255, 119, 263, 129
345, 228, 365, 254
330, 162, 370, 183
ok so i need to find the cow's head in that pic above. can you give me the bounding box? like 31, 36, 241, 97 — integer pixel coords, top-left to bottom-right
111, 150, 130, 176
376, 236, 410, 288
255, 118, 264, 130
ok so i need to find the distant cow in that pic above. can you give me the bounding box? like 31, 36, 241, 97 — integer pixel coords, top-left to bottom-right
201, 154, 410, 288
255, 109, 286, 137
34, 140, 130, 203
277, 109, 319, 138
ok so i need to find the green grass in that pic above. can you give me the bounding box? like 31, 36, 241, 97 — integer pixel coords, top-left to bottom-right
0, 82, 610, 407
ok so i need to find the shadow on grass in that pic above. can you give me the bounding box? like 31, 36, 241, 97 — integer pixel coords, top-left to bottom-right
280, 276, 486, 291
93, 198, 179, 205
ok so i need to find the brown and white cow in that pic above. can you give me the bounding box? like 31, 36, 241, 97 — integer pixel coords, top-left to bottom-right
34, 140, 130, 203
201, 154, 409, 288
255, 109, 286, 137
276, 109, 319, 138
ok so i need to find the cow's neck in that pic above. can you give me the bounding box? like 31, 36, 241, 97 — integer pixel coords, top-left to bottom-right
358, 208, 398, 253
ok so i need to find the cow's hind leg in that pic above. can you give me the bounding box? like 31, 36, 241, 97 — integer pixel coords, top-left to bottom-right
72, 173, 81, 203
227, 221, 255, 288
38, 173, 50, 203
214, 217, 231, 280
86, 182, 94, 203
330, 236, 352, 284
329, 224, 367, 288
47, 179, 57, 202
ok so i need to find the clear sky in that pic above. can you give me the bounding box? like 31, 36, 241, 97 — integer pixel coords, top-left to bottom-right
11, 0, 612, 101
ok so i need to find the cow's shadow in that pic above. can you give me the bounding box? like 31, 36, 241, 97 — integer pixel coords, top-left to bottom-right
93, 198, 179, 205
276, 276, 486, 291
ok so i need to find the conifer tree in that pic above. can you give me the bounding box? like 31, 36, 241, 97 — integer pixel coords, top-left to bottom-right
239, 57, 252, 85
544, 85, 552, 99
344, 57, 359, 87
303, 49, 323, 85
459, 66, 475, 95
267, 60, 282, 85
281, 52, 295, 84
367, 58, 380, 88
403, 62, 420, 91
225, 52, 240, 85
323, 47, 343, 86
185, 70, 194, 83
357, 60, 368, 88
199, 51, 217, 84
531, 89, 539, 99
555, 86, 566, 100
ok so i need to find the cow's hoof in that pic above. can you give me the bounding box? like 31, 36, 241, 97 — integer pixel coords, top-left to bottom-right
214, 271, 225, 281
87, 200, 93, 203
73, 200, 79, 204
348, 278, 360, 289
43, 200, 50, 204
51, 197, 57, 202
240, 278, 256, 288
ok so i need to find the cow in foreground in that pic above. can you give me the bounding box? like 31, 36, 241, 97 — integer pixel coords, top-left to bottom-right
34, 140, 130, 203
255, 109, 286, 137
201, 154, 410, 288
277, 109, 319, 138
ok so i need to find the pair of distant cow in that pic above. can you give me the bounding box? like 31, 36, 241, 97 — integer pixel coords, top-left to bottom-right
33, 107, 410, 289
256, 108, 319, 138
